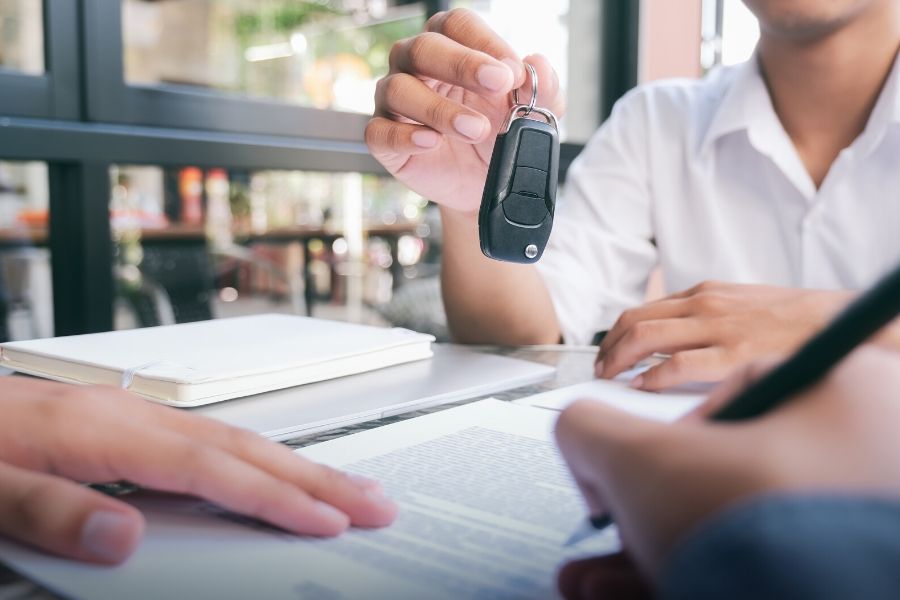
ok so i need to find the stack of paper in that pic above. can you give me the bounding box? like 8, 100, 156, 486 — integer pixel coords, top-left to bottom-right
0, 315, 435, 407
0, 400, 618, 599
514, 378, 705, 422
0, 343, 714, 598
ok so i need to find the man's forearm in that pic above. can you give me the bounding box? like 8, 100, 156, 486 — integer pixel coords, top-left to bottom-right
439, 207, 561, 345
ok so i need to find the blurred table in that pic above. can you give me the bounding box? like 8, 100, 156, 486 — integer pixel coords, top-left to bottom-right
0, 345, 598, 598
0, 222, 421, 316
239, 222, 420, 311
0, 223, 421, 246
0, 226, 46, 248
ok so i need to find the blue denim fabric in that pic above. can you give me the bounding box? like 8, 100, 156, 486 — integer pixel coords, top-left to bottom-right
660, 495, 900, 600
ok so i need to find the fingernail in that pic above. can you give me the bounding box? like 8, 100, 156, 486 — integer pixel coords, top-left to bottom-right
594, 360, 604, 376
365, 488, 398, 510
313, 500, 349, 525
348, 473, 383, 493
630, 375, 644, 390
411, 129, 440, 148
477, 63, 513, 92
502, 58, 524, 82
453, 114, 488, 140
80, 511, 138, 563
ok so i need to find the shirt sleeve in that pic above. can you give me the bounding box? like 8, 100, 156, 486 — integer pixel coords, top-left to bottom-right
536, 88, 657, 346
659, 495, 900, 600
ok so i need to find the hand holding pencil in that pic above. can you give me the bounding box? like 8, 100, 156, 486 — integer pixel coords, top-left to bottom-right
555, 346, 900, 597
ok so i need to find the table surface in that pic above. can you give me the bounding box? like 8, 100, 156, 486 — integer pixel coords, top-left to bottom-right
0, 345, 598, 599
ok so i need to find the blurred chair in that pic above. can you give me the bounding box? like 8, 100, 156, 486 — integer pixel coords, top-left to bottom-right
0, 248, 51, 341
212, 244, 305, 316
371, 205, 448, 340
116, 264, 177, 328
0, 254, 11, 342
117, 240, 305, 328
137, 240, 215, 324
373, 275, 449, 342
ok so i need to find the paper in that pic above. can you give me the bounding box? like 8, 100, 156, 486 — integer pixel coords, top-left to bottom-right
514, 378, 706, 422
0, 400, 619, 599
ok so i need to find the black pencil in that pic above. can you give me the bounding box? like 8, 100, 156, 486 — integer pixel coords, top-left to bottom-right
566, 260, 900, 545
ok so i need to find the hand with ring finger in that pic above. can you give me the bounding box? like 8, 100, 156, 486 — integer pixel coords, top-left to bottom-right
365, 8, 566, 215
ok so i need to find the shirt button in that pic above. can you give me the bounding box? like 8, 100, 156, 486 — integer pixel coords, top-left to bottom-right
803, 206, 824, 229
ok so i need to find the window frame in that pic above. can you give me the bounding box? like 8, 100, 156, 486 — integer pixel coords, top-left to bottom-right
81, 0, 420, 141
0, 0, 634, 336
0, 0, 80, 119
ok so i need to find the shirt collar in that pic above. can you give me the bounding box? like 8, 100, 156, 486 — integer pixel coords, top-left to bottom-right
698, 56, 820, 199
698, 56, 772, 156
852, 51, 900, 156
700, 50, 900, 157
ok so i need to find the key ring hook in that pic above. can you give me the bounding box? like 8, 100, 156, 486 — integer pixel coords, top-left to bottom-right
501, 104, 559, 133
512, 63, 538, 116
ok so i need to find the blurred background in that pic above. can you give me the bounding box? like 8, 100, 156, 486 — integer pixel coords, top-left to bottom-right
0, 0, 759, 342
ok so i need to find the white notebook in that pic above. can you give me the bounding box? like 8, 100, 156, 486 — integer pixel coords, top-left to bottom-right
0, 315, 435, 407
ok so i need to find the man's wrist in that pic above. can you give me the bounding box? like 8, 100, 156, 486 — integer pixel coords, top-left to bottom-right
438, 204, 482, 249
438, 203, 479, 225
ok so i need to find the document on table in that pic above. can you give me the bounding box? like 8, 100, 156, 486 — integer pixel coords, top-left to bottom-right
0, 400, 619, 600
514, 378, 706, 422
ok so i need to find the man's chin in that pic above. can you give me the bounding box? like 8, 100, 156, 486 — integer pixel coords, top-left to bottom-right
745, 0, 873, 42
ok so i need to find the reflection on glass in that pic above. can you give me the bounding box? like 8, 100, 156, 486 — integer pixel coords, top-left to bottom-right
0, 0, 44, 74
110, 165, 434, 331
451, 0, 569, 84
451, 0, 594, 141
122, 0, 425, 114
721, 0, 759, 66
0, 161, 52, 340
701, 0, 760, 70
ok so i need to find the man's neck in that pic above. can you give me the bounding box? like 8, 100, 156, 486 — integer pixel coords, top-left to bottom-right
758, 5, 900, 188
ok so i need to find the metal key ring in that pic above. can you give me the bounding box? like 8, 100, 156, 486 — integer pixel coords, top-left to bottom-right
512, 63, 538, 116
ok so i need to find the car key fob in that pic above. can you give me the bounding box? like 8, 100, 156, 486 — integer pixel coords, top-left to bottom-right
479, 64, 560, 264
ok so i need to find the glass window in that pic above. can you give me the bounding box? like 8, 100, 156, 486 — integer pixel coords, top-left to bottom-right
450, 0, 600, 142
721, 0, 759, 66
110, 165, 442, 336
0, 161, 53, 340
701, 0, 760, 70
121, 0, 426, 115
0, 0, 45, 75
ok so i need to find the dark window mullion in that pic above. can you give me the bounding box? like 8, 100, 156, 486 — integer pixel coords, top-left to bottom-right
48, 162, 113, 335
600, 0, 640, 122
424, 0, 450, 17
44, 0, 81, 119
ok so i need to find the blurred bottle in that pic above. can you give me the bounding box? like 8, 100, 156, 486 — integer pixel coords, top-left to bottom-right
179, 167, 204, 225
205, 168, 232, 248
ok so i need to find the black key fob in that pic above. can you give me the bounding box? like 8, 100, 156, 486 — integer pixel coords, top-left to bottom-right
479, 112, 560, 264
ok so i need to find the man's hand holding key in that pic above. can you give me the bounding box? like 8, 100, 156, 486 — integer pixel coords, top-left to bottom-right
367, 8, 568, 346
365, 8, 566, 215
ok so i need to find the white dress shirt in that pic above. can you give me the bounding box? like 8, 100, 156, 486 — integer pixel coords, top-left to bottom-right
537, 54, 900, 346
